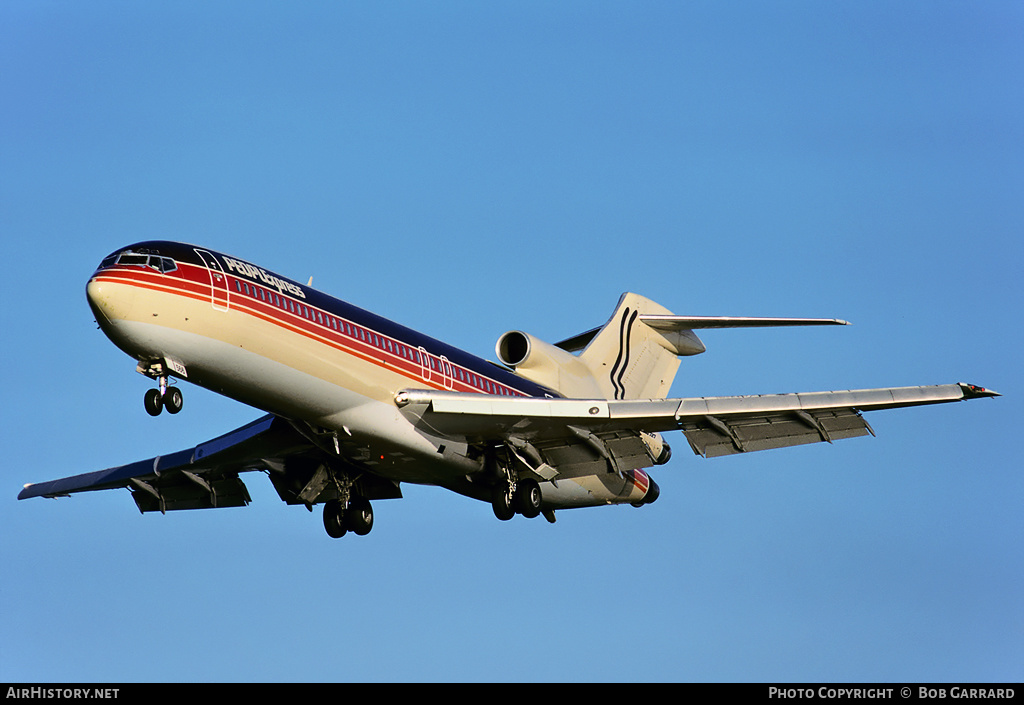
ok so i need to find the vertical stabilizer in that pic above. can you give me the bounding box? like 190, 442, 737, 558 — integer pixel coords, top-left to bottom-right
577, 293, 705, 400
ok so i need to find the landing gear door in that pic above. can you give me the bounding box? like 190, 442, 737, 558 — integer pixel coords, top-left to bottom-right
193, 249, 230, 311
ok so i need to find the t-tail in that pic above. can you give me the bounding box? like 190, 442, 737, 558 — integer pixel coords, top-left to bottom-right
496, 292, 849, 400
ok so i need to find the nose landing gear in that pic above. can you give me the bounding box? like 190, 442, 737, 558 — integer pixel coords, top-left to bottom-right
139, 362, 183, 417
144, 384, 183, 416
144, 383, 183, 416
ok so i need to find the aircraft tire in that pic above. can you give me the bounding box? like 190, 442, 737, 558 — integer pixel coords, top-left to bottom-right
345, 496, 374, 536
164, 387, 183, 414
323, 499, 347, 538
144, 388, 163, 417
515, 479, 542, 519
491, 482, 515, 521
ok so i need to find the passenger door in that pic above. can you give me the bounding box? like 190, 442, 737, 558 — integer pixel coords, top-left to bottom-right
193, 249, 230, 311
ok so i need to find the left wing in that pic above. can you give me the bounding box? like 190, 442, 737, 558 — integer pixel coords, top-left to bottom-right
18, 414, 401, 512
396, 382, 999, 458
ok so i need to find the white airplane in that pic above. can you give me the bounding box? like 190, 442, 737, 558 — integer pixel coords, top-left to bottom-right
18, 242, 999, 537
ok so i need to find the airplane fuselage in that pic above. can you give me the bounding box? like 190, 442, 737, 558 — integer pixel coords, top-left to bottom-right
86, 241, 655, 508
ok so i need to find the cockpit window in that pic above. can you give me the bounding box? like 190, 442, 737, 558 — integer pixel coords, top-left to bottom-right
104, 251, 177, 273
154, 257, 177, 273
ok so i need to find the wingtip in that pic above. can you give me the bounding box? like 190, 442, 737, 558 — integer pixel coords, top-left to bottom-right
959, 383, 1001, 399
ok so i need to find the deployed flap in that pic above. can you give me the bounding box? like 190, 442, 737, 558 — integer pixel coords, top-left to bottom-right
678, 407, 872, 457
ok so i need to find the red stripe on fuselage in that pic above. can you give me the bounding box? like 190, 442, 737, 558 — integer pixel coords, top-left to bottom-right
92, 264, 527, 397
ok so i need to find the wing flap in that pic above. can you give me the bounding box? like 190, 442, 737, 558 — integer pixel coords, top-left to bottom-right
130, 474, 252, 513
680, 408, 872, 458
536, 431, 656, 477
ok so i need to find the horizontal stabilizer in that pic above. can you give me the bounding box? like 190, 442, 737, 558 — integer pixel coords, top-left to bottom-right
639, 315, 850, 329
556, 314, 849, 353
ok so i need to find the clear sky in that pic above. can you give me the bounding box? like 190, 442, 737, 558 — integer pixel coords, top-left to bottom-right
2, 1, 1020, 683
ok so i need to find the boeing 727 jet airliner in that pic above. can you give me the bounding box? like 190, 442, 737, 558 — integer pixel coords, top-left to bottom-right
18, 242, 999, 537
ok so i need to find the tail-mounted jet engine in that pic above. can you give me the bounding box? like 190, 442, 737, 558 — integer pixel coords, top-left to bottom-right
496, 330, 606, 398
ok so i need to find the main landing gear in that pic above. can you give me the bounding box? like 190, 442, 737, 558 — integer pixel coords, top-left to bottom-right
491, 476, 543, 521
322, 496, 374, 538
486, 447, 544, 522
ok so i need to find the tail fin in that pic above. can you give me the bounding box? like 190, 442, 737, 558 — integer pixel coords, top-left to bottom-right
575, 293, 704, 400
565, 293, 849, 399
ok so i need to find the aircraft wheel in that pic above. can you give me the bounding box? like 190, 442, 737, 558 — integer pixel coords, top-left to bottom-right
323, 499, 347, 538
144, 388, 163, 416
345, 496, 374, 536
164, 387, 183, 414
491, 481, 515, 521
515, 479, 542, 519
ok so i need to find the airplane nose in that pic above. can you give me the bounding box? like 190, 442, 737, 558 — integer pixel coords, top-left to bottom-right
86, 276, 108, 320
86, 274, 128, 328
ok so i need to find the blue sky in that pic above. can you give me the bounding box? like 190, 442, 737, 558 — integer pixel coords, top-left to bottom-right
2, 1, 1020, 683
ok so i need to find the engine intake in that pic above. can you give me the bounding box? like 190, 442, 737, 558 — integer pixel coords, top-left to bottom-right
496, 330, 533, 367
